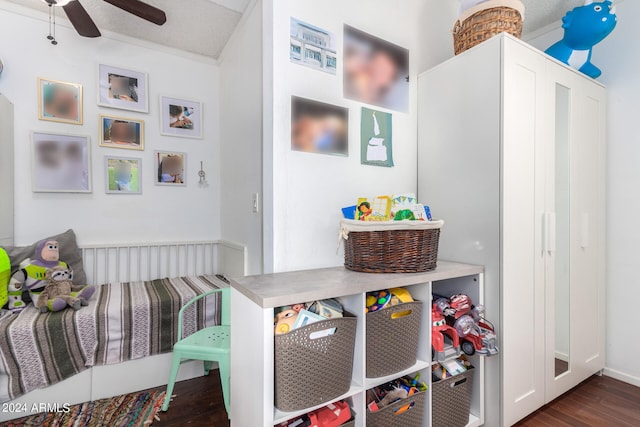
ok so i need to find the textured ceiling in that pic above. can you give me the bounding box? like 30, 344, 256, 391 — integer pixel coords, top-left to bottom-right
520, 0, 588, 35
4, 0, 601, 59
2, 0, 251, 58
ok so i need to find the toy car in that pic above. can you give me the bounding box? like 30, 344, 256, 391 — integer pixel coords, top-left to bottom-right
431, 304, 461, 362
434, 294, 499, 357
452, 313, 499, 356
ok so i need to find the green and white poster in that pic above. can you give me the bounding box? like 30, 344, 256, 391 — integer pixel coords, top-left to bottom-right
360, 107, 393, 167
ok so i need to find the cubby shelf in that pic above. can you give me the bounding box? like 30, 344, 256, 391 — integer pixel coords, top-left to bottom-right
230, 261, 486, 427
364, 359, 431, 390
273, 384, 363, 425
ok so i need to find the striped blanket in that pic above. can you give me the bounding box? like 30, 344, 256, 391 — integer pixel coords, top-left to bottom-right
0, 275, 226, 403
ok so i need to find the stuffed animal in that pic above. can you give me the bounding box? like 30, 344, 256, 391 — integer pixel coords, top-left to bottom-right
7, 239, 69, 311
7, 239, 95, 311
35, 266, 81, 312
544, 0, 617, 79
0, 249, 10, 308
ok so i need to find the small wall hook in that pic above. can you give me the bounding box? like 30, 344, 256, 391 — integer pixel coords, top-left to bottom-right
198, 161, 208, 187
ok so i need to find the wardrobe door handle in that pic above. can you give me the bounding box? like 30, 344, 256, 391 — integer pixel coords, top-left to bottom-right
545, 212, 556, 254
581, 213, 589, 248
542, 212, 548, 254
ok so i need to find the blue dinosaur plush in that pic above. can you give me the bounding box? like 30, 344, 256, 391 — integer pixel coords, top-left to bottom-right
545, 0, 617, 79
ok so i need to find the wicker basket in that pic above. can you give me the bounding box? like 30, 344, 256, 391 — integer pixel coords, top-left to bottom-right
274, 315, 357, 412
453, 0, 525, 55
366, 301, 423, 378
432, 366, 475, 427
366, 390, 427, 427
341, 219, 443, 273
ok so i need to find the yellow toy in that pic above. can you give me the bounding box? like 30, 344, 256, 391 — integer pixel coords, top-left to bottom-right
274, 309, 298, 335
389, 287, 414, 306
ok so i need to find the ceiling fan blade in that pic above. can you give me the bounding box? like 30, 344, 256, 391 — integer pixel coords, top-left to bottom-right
62, 1, 101, 38
102, 0, 167, 26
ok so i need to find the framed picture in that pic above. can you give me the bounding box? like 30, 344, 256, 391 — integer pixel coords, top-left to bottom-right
99, 115, 144, 150
155, 151, 186, 186
31, 131, 91, 193
105, 156, 142, 194
361, 107, 393, 167
98, 64, 149, 113
38, 78, 83, 124
343, 25, 409, 112
291, 96, 348, 156
159, 95, 202, 139
290, 17, 337, 74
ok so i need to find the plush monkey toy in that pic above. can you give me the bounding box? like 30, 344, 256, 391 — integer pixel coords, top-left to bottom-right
35, 265, 95, 312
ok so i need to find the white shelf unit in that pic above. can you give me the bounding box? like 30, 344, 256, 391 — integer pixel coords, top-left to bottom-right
230, 262, 486, 427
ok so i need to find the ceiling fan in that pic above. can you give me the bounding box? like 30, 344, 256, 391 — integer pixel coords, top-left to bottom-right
43, 0, 167, 39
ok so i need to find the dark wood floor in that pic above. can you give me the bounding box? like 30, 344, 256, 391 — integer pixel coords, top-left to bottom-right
6, 371, 638, 426
158, 372, 640, 427
152, 372, 229, 427
514, 375, 640, 426
158, 373, 640, 427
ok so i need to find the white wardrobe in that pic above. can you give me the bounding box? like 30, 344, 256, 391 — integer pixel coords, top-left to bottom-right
417, 34, 606, 426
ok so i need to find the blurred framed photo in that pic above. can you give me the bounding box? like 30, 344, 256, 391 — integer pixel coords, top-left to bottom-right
105, 156, 142, 194
291, 96, 348, 156
98, 64, 149, 113
99, 115, 144, 151
155, 151, 186, 186
31, 131, 91, 193
160, 96, 202, 139
343, 25, 409, 112
38, 78, 83, 124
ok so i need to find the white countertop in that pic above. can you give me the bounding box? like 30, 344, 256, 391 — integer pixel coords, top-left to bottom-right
229, 261, 484, 308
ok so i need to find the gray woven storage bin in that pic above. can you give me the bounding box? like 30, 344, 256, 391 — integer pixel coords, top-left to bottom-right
432, 366, 474, 427
366, 301, 423, 378
366, 389, 426, 426
274, 315, 357, 412
340, 419, 355, 427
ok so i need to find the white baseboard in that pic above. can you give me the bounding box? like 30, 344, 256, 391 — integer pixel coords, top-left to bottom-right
603, 367, 640, 388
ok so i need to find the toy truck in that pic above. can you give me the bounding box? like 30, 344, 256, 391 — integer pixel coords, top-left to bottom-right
434, 294, 499, 357
431, 304, 461, 362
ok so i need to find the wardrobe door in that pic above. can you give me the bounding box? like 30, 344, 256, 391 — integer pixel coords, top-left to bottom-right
544, 65, 580, 402
571, 77, 607, 381
501, 40, 547, 427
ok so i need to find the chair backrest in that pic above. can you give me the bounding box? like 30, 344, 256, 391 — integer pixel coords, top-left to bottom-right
177, 286, 231, 341
220, 287, 230, 326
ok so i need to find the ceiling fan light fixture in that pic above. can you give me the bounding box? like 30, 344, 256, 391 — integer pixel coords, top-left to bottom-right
42, 0, 72, 6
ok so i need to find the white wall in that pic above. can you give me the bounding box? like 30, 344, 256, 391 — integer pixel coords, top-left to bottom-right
417, 1, 461, 72
528, 1, 640, 386
264, 0, 458, 273
0, 3, 221, 246
219, 1, 264, 275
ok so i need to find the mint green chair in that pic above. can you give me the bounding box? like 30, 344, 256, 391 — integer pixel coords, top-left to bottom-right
162, 287, 230, 418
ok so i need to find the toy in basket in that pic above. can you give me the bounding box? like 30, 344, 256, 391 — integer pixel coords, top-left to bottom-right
273, 299, 356, 412
340, 219, 443, 273
340, 194, 443, 273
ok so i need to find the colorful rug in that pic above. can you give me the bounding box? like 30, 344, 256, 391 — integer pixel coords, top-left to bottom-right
2, 390, 166, 427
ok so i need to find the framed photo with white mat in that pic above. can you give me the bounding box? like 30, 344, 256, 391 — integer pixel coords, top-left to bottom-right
159, 95, 202, 139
